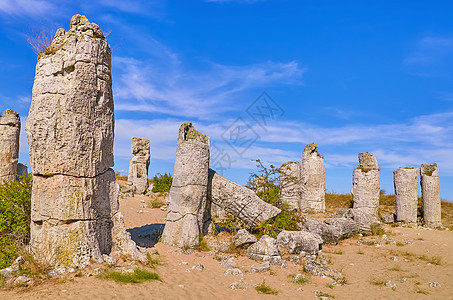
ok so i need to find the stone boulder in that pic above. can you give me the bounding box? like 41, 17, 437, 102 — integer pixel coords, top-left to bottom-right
336, 208, 380, 233
301, 216, 343, 245
232, 229, 257, 249
323, 217, 359, 239
246, 235, 279, 261
207, 169, 281, 227
0, 109, 20, 183
276, 230, 323, 255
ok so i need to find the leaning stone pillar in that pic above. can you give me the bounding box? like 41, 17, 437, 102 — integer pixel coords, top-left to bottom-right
0, 109, 20, 183
279, 161, 302, 210
25, 14, 145, 268
420, 163, 441, 228
394, 167, 419, 224
352, 152, 380, 217
127, 137, 150, 194
161, 123, 210, 249
301, 143, 325, 212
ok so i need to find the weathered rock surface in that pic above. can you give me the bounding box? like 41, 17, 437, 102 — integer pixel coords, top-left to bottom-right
0, 109, 20, 183
336, 208, 380, 233
394, 167, 419, 224
301, 216, 343, 245
127, 137, 150, 194
323, 217, 359, 239
208, 169, 281, 227
352, 152, 380, 217
161, 123, 210, 249
381, 213, 395, 224
249, 261, 270, 273
232, 229, 257, 249
301, 143, 326, 212
276, 230, 323, 255
420, 163, 442, 228
246, 235, 279, 261
26, 14, 144, 268
279, 161, 302, 210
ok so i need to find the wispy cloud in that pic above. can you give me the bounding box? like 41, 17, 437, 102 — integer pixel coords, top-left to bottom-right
0, 0, 54, 16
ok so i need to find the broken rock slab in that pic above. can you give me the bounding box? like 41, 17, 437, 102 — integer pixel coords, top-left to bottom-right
276, 230, 323, 255
0, 109, 20, 183
232, 229, 257, 249
208, 169, 281, 227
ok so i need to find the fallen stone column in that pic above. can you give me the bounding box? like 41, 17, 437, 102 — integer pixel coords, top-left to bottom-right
301, 143, 325, 212
127, 137, 150, 194
279, 161, 302, 210
161, 123, 210, 249
394, 167, 419, 224
207, 168, 281, 227
352, 152, 380, 217
0, 109, 20, 183
25, 14, 145, 268
420, 163, 442, 228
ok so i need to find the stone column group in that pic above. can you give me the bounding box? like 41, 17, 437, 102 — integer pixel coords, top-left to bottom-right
279, 143, 326, 213
393, 163, 442, 227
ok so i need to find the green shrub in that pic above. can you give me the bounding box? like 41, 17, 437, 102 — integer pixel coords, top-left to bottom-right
151, 173, 172, 193
0, 175, 32, 269
100, 268, 160, 284
255, 280, 278, 295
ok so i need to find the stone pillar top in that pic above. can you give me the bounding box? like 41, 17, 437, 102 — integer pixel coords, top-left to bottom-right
357, 152, 379, 170
0, 109, 20, 126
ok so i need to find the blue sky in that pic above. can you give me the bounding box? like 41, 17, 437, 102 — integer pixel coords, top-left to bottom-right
0, 0, 452, 200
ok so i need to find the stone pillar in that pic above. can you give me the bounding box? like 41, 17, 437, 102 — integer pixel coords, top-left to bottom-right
25, 14, 144, 268
420, 163, 441, 228
127, 137, 150, 194
161, 123, 210, 249
394, 167, 419, 224
279, 161, 302, 210
301, 143, 326, 212
352, 152, 380, 217
0, 109, 20, 183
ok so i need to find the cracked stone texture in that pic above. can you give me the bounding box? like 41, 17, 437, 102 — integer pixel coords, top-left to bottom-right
208, 169, 281, 227
127, 137, 150, 194
232, 229, 257, 248
279, 161, 302, 210
352, 152, 380, 217
0, 109, 20, 183
394, 167, 419, 224
276, 230, 323, 255
301, 143, 325, 212
301, 216, 343, 245
26, 15, 144, 268
246, 235, 279, 261
25, 15, 114, 178
420, 163, 442, 228
161, 123, 210, 249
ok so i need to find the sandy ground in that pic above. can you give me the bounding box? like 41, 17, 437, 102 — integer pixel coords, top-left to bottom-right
1, 194, 452, 300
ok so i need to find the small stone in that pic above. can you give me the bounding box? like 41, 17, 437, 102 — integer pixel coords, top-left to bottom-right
192, 262, 204, 272
232, 229, 257, 249
179, 261, 188, 265
103, 254, 115, 265
149, 248, 159, 255
217, 242, 230, 253
14, 276, 33, 285
385, 281, 396, 288
230, 281, 248, 290
280, 260, 288, 269
249, 261, 270, 273
390, 256, 398, 261
224, 268, 243, 276
381, 214, 395, 224
178, 284, 185, 288
49, 267, 66, 277
221, 257, 236, 268
428, 282, 440, 288
398, 277, 407, 283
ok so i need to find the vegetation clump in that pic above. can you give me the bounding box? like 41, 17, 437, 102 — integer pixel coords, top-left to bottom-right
0, 175, 32, 269
100, 267, 160, 284
151, 173, 173, 193
255, 280, 279, 295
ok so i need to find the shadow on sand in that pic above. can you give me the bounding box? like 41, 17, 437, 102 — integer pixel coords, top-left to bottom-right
127, 223, 165, 248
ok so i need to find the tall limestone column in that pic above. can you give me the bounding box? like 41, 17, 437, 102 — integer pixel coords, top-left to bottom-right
394, 167, 419, 224
161, 123, 210, 249
352, 152, 380, 217
279, 161, 302, 210
0, 109, 20, 183
301, 143, 326, 212
420, 163, 442, 228
25, 14, 145, 268
127, 137, 150, 194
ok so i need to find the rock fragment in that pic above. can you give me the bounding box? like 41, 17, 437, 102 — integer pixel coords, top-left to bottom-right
394, 167, 419, 224
301, 143, 326, 212
276, 230, 323, 255
246, 235, 279, 261
232, 229, 257, 249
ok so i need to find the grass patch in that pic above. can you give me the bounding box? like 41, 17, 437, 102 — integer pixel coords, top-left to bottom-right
419, 255, 441, 265
100, 268, 159, 284
396, 242, 405, 247
255, 280, 278, 295
370, 278, 386, 286
356, 249, 364, 255
417, 289, 429, 295
370, 224, 386, 236
197, 235, 210, 252
334, 249, 344, 255
388, 265, 402, 271
146, 254, 163, 268
289, 273, 308, 285
318, 292, 335, 298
